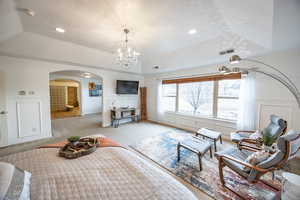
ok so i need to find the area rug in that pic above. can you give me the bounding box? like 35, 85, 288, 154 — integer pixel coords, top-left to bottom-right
130, 130, 281, 200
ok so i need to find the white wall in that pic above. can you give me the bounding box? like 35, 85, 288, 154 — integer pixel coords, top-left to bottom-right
1, 46, 299, 147
0, 32, 142, 74
0, 0, 23, 43
144, 47, 300, 139
81, 78, 102, 115
0, 55, 143, 146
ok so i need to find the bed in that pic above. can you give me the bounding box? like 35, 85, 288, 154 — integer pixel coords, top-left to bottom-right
0, 146, 197, 200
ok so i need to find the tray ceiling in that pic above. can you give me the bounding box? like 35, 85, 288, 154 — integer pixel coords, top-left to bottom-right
0, 0, 299, 73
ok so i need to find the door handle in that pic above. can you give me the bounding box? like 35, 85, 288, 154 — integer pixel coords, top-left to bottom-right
0, 111, 7, 115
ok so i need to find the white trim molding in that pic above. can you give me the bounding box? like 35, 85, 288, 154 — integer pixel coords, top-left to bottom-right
16, 100, 42, 138
257, 102, 293, 129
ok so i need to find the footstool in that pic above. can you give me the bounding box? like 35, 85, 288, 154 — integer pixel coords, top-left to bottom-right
177, 136, 212, 171
195, 128, 222, 152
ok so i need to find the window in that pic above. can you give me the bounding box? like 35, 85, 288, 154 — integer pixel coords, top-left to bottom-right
162, 84, 177, 112
162, 75, 241, 121
178, 82, 213, 116
217, 79, 240, 120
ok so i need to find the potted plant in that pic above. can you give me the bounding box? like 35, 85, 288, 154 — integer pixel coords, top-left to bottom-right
262, 128, 276, 152
67, 136, 81, 146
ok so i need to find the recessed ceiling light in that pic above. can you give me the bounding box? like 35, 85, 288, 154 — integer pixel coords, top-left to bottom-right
188, 29, 197, 35
82, 72, 91, 78
55, 27, 65, 33
17, 8, 35, 16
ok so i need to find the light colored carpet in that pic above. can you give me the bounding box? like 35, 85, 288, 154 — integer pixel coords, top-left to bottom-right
0, 116, 170, 157
0, 116, 213, 199
1, 115, 299, 200
51, 113, 170, 145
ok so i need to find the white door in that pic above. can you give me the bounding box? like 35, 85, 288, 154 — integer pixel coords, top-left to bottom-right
0, 71, 8, 147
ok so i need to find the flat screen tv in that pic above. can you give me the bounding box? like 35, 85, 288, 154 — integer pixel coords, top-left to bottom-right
116, 80, 139, 94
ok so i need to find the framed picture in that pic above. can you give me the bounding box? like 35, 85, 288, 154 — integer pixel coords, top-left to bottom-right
89, 82, 96, 90
89, 89, 100, 97
89, 82, 102, 97
96, 84, 102, 90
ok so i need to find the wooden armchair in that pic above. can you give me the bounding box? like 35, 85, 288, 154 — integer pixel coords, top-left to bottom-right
215, 130, 300, 198
231, 115, 287, 150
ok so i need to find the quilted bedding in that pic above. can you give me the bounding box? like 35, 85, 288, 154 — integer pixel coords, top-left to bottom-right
0, 147, 197, 200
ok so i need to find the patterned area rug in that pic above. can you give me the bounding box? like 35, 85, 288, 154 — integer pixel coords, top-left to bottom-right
130, 130, 281, 200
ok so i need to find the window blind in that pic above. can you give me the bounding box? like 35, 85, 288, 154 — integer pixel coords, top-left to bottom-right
162, 73, 241, 84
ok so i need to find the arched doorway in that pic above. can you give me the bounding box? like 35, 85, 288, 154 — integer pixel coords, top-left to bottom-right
50, 79, 81, 119
49, 70, 103, 137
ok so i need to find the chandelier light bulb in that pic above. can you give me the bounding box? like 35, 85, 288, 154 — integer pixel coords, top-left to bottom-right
229, 55, 242, 64
231, 67, 241, 73
117, 28, 140, 68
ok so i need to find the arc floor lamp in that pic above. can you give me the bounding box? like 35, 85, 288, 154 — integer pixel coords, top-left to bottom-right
218, 55, 300, 108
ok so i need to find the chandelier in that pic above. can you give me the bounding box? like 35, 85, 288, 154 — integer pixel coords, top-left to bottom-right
117, 28, 140, 68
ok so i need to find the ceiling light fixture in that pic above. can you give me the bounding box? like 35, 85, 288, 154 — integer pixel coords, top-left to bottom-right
17, 8, 35, 16
55, 27, 65, 33
229, 55, 242, 64
117, 28, 140, 68
188, 29, 197, 35
219, 48, 235, 55
82, 72, 91, 78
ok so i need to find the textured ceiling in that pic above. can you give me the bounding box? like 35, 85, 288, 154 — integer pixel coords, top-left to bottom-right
14, 0, 273, 54
1, 0, 298, 73
50, 70, 102, 80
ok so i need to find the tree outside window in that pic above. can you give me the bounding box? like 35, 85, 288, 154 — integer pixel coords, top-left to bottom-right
178, 82, 213, 116
161, 78, 241, 121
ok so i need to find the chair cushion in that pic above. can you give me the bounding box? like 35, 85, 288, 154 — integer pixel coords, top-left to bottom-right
277, 130, 300, 159
230, 132, 251, 143
249, 130, 262, 139
197, 128, 221, 139
215, 148, 270, 182
270, 115, 286, 127
265, 115, 286, 139
215, 148, 251, 178
180, 136, 211, 154
257, 130, 300, 170
243, 150, 270, 172
257, 151, 285, 169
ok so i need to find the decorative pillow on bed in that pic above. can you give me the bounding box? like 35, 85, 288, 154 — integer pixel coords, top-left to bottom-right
0, 162, 31, 200
249, 130, 262, 139
243, 151, 270, 172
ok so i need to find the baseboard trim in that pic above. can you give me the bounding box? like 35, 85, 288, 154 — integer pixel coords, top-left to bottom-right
0, 135, 53, 149
146, 119, 232, 143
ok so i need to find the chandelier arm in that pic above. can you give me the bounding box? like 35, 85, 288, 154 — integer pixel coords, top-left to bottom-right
248, 68, 300, 108
117, 28, 139, 68
244, 58, 299, 94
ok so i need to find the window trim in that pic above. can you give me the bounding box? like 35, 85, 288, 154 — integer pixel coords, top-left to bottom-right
162, 73, 241, 84
164, 110, 237, 124
162, 76, 241, 121
162, 84, 178, 112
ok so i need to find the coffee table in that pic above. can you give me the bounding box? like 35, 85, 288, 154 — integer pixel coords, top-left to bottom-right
196, 128, 222, 152
177, 136, 212, 171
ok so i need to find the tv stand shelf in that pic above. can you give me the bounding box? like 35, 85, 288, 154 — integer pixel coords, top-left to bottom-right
111, 108, 140, 128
